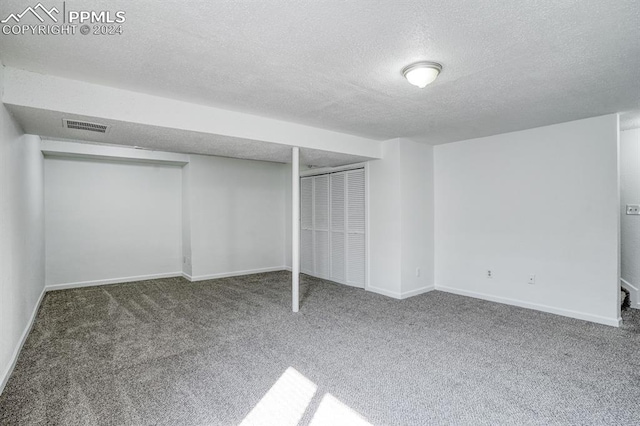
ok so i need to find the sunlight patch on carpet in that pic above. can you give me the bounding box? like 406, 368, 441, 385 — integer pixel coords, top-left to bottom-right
240, 367, 317, 426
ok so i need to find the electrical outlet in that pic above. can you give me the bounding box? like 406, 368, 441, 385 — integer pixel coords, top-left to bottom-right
486, 270, 493, 279
416, 268, 421, 277
528, 274, 536, 285
627, 204, 640, 215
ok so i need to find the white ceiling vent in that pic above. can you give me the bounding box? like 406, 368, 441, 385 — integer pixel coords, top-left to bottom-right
62, 119, 110, 134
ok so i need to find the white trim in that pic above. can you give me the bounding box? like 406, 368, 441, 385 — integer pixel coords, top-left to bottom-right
338, 280, 365, 289
400, 285, 436, 299
299, 162, 367, 178
366, 285, 435, 300
45, 272, 183, 291
364, 162, 370, 292
41, 139, 189, 165
367, 285, 402, 299
0, 287, 46, 396
616, 115, 621, 318
621, 278, 640, 309
292, 146, 300, 313
301, 165, 368, 291
188, 267, 290, 282
436, 284, 621, 327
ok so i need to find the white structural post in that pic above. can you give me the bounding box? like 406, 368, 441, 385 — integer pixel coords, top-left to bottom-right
292, 147, 300, 312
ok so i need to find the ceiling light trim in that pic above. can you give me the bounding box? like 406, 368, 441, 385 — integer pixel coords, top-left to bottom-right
402, 61, 443, 88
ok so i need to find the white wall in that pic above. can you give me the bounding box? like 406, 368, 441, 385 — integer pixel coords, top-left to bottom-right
368, 139, 403, 297
45, 157, 183, 287
434, 114, 620, 326
0, 65, 45, 393
368, 138, 435, 298
400, 140, 435, 295
188, 155, 288, 279
620, 128, 640, 308
42, 142, 290, 285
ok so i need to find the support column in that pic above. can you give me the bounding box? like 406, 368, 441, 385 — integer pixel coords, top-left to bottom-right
291, 147, 300, 312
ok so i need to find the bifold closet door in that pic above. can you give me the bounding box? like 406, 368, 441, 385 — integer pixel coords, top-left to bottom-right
300, 177, 314, 275
346, 169, 366, 287
329, 173, 346, 283
313, 175, 330, 278
300, 169, 365, 288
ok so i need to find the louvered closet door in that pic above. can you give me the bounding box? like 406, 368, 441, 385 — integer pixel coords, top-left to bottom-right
313, 175, 330, 278
299, 168, 365, 288
346, 169, 366, 287
330, 173, 346, 282
300, 177, 314, 275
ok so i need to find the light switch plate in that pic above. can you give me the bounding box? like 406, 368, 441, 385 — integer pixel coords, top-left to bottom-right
627, 204, 640, 215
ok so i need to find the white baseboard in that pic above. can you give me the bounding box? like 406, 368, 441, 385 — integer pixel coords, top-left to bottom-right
367, 285, 435, 300
400, 285, 436, 299
435, 284, 621, 327
1, 286, 46, 396
367, 285, 402, 299
186, 266, 290, 282
621, 278, 640, 309
47, 267, 291, 288
45, 272, 184, 291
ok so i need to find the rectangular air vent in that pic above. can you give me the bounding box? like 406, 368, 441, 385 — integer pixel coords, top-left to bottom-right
63, 119, 110, 133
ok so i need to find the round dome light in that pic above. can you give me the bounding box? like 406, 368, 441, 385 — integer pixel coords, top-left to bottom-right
402, 61, 442, 88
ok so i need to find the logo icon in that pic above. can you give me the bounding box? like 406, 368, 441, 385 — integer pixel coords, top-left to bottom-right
1, 3, 59, 23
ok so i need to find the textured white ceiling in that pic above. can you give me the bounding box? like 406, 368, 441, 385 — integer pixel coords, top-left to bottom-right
1, 0, 639, 144
7, 105, 372, 167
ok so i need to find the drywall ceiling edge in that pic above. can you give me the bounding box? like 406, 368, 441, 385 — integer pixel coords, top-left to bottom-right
3, 67, 383, 160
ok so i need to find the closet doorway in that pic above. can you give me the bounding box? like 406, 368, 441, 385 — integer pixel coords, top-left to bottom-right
300, 167, 366, 288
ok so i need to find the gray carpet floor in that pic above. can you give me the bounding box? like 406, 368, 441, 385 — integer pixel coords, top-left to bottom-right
1, 271, 639, 425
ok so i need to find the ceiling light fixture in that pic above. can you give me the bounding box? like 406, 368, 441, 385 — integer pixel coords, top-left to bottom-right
402, 61, 442, 88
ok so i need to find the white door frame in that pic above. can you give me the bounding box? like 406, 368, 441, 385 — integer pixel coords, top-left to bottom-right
299, 162, 369, 291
